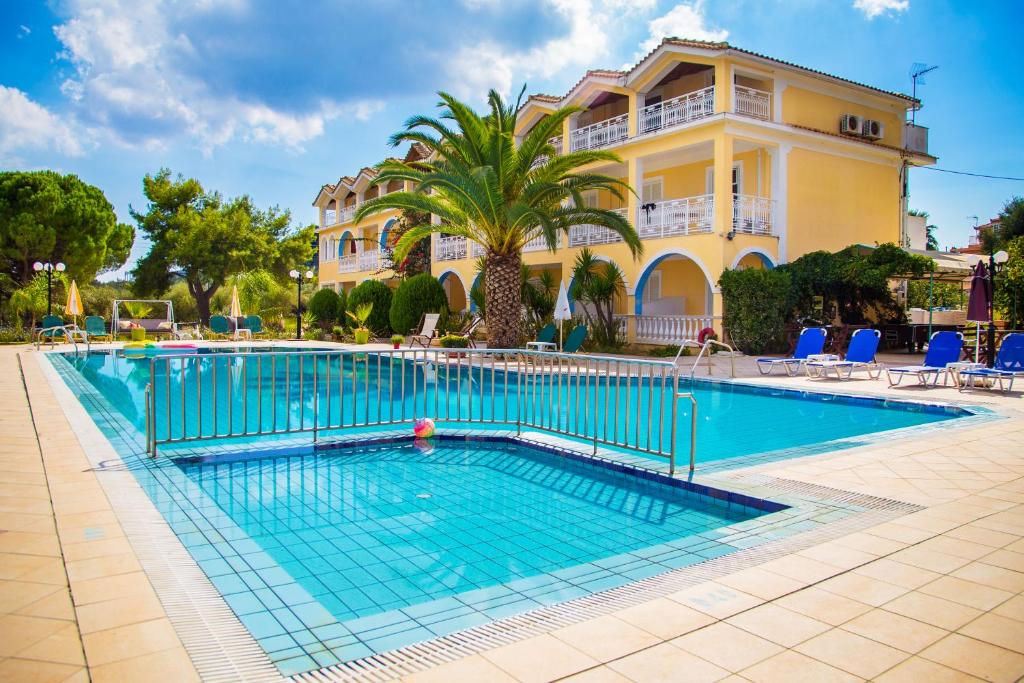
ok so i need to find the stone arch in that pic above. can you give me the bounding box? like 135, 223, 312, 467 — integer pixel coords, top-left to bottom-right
634, 248, 716, 315
729, 248, 776, 270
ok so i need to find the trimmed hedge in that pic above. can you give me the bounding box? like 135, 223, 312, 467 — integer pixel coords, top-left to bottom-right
719, 267, 790, 354
346, 280, 392, 336
389, 274, 448, 335
308, 288, 343, 329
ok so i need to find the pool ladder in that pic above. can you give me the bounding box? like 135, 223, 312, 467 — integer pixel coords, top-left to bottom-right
673, 339, 736, 379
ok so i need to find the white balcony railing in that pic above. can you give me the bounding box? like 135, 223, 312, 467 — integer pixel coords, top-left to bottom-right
358, 250, 380, 271
337, 204, 358, 224
627, 315, 719, 344
522, 232, 561, 252
732, 194, 774, 235
532, 136, 564, 168
322, 209, 336, 227
638, 86, 715, 134
570, 113, 629, 151
338, 254, 357, 273
568, 208, 628, 247
638, 195, 714, 239
734, 86, 771, 120
435, 236, 468, 261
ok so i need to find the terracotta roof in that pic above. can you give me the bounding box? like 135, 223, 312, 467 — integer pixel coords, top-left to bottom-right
525, 37, 917, 108
404, 142, 431, 162
528, 94, 560, 104
788, 124, 936, 161
314, 145, 425, 205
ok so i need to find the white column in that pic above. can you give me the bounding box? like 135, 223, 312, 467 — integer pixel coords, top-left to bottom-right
772, 143, 791, 263
772, 78, 787, 123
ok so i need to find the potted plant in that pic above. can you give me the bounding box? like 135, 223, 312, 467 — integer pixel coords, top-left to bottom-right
346, 302, 373, 345
129, 323, 145, 342
439, 333, 470, 357
390, 334, 405, 349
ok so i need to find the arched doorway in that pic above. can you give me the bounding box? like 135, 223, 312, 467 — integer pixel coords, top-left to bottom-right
438, 270, 468, 312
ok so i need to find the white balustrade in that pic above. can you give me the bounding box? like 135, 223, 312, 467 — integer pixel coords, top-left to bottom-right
522, 232, 561, 252
471, 241, 485, 257
435, 236, 468, 261
734, 86, 771, 120
568, 208, 628, 246
532, 136, 564, 168
627, 315, 719, 344
570, 113, 629, 151
358, 250, 380, 271
323, 209, 337, 227
638, 86, 715, 134
337, 204, 358, 223
338, 255, 357, 273
732, 194, 774, 235
637, 195, 714, 239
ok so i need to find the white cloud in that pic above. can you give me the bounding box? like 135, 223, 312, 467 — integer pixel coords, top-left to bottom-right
445, 0, 618, 100
635, 1, 728, 60
52, 0, 384, 152
0, 86, 87, 164
853, 0, 909, 19
18, 25, 31, 38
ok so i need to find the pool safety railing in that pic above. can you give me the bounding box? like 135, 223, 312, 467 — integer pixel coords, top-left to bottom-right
144, 348, 697, 473
673, 338, 737, 379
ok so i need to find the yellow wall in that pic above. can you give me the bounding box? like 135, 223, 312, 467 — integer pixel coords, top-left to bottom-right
652, 258, 709, 315
783, 86, 903, 147
787, 147, 900, 253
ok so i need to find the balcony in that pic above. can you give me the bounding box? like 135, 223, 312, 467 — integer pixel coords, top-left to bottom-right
734, 86, 771, 120
568, 208, 628, 247
638, 86, 715, 135
570, 113, 628, 151
338, 254, 357, 273
627, 314, 720, 344
732, 194, 774, 235
435, 236, 467, 262
523, 232, 561, 252
638, 195, 714, 239
531, 136, 563, 168
337, 204, 358, 224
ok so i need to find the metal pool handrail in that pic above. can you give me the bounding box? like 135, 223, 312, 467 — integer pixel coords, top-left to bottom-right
143, 347, 696, 474
673, 338, 737, 379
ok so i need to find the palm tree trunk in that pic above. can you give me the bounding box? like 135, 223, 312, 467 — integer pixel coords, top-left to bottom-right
485, 250, 522, 348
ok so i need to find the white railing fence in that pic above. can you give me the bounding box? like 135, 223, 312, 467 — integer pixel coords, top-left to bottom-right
337, 204, 358, 223
732, 195, 774, 235
568, 208, 628, 247
323, 209, 336, 227
523, 232, 561, 252
435, 236, 467, 261
144, 349, 693, 471
625, 315, 720, 344
570, 113, 629, 151
734, 86, 771, 120
338, 255, 357, 273
638, 195, 714, 239
639, 86, 716, 134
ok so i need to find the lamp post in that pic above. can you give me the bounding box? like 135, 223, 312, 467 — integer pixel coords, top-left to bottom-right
32, 261, 66, 316
289, 269, 314, 340
985, 249, 1009, 368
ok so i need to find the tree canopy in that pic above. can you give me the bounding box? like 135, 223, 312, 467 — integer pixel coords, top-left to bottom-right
353, 87, 640, 348
0, 171, 134, 294
130, 169, 313, 323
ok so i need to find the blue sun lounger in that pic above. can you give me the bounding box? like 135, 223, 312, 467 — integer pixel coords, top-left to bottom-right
757, 327, 827, 376
959, 333, 1024, 393
806, 328, 881, 380
885, 330, 963, 387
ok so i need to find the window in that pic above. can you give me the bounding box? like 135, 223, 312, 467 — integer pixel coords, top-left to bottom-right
642, 178, 663, 204
643, 271, 662, 303
581, 189, 599, 208
705, 164, 743, 195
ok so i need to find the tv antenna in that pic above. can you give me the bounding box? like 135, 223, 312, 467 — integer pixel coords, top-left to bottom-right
967, 215, 979, 228
909, 63, 938, 124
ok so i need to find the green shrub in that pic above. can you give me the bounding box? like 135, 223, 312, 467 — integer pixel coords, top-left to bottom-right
389, 273, 447, 335
308, 288, 342, 329
347, 280, 392, 336
719, 268, 791, 354
439, 334, 470, 348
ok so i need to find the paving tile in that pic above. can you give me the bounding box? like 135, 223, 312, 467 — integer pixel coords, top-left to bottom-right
481, 634, 598, 683
560, 666, 632, 682
14, 622, 86, 666
612, 597, 715, 640
81, 618, 183, 666
716, 567, 805, 600
852, 558, 941, 590
873, 655, 985, 682
726, 603, 830, 647
958, 612, 1024, 654
608, 642, 730, 683
918, 575, 1014, 611
882, 591, 983, 631
950, 561, 1024, 593
0, 658, 82, 683
672, 622, 783, 672
774, 586, 872, 626
992, 594, 1024, 622
551, 614, 660, 662
920, 633, 1024, 682
739, 649, 861, 683
794, 627, 908, 678
667, 582, 763, 619
0, 613, 73, 657
15, 586, 76, 621
75, 593, 169, 635
88, 647, 200, 683
817, 572, 909, 607
842, 608, 947, 653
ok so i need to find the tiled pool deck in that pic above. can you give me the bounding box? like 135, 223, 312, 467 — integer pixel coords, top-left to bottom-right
3, 342, 1024, 682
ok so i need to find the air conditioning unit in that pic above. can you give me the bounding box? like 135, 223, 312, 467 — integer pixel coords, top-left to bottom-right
862, 119, 884, 140
839, 113, 862, 136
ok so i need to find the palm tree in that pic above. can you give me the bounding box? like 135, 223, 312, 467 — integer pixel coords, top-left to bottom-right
354, 88, 642, 348
570, 248, 627, 349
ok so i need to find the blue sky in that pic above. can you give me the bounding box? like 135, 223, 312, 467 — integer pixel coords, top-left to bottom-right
2, 0, 1022, 279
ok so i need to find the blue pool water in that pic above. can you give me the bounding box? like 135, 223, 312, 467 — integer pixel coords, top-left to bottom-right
63, 348, 965, 465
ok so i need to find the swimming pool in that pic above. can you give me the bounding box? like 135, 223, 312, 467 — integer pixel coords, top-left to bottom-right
47, 347, 971, 674
62, 347, 966, 466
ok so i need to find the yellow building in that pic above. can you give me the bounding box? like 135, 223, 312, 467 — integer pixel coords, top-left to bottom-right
315, 39, 935, 344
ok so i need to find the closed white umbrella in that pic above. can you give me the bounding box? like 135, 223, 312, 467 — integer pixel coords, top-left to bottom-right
554, 280, 571, 349
230, 285, 243, 318
65, 279, 83, 322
